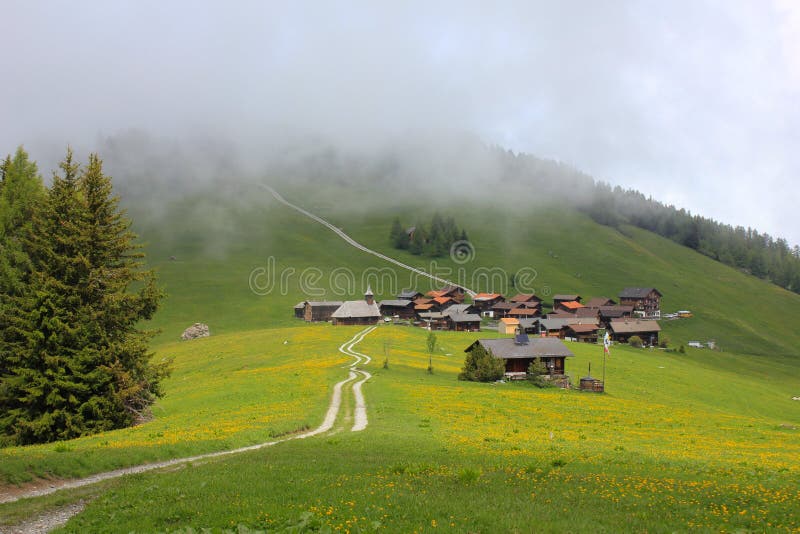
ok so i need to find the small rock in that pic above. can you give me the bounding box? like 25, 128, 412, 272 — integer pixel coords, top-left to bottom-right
181, 323, 210, 340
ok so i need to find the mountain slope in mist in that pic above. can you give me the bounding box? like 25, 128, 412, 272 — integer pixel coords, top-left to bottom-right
130, 176, 800, 361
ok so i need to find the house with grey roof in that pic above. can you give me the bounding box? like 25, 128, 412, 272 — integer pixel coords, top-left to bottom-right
331, 288, 381, 326
608, 318, 661, 345
379, 299, 416, 319
465, 337, 574, 380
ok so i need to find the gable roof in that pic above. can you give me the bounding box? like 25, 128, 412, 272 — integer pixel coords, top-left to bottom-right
466, 338, 574, 359
508, 307, 540, 316
609, 319, 662, 334
499, 317, 520, 325
446, 304, 475, 315
433, 296, 453, 305
575, 307, 600, 318
473, 292, 503, 301
553, 294, 581, 302
619, 287, 662, 299
564, 323, 600, 334
428, 285, 465, 298
379, 299, 415, 308
583, 297, 617, 308
331, 300, 381, 319
559, 301, 584, 310
450, 313, 481, 323
491, 302, 517, 311
398, 290, 422, 300
540, 317, 599, 331
517, 318, 541, 329
599, 305, 634, 317
509, 293, 541, 303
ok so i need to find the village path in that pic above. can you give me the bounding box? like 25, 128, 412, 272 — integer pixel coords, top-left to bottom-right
259, 184, 477, 297
0, 326, 378, 533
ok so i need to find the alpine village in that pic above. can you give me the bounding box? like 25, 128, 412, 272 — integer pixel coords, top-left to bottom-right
294, 285, 687, 391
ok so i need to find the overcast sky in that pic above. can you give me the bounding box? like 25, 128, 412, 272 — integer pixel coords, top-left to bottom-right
2, 1, 798, 245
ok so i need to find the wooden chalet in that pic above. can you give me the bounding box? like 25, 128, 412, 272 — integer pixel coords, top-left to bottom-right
418, 311, 450, 330
490, 301, 516, 318
554, 300, 585, 314
515, 300, 542, 310
618, 287, 662, 318
296, 301, 344, 322
331, 288, 381, 326
448, 303, 478, 314
379, 299, 416, 319
498, 317, 520, 335
465, 337, 574, 380
508, 306, 541, 318
427, 285, 466, 303
583, 296, 617, 308
574, 307, 600, 320
562, 323, 600, 343
419, 308, 481, 331
397, 289, 424, 301
553, 294, 582, 308
598, 305, 634, 327
449, 313, 481, 332
608, 318, 661, 345
509, 293, 542, 305
518, 318, 542, 334
472, 293, 505, 316
539, 317, 600, 338
431, 296, 456, 311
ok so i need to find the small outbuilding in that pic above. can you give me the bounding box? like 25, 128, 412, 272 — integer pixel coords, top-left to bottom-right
498, 317, 520, 334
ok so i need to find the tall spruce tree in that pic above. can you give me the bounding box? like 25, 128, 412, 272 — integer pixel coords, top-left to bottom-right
0, 147, 45, 296
0, 149, 168, 445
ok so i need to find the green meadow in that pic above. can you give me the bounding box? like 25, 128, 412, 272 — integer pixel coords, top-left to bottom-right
1, 184, 799, 531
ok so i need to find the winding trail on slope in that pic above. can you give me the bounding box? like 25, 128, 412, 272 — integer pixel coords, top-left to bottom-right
0, 327, 377, 508
259, 184, 476, 297
338, 326, 376, 432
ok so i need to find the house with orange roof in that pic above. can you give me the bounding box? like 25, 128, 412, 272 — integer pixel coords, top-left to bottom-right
554, 300, 585, 313
426, 285, 466, 303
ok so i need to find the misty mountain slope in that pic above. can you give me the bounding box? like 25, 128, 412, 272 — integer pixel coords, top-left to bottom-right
132, 184, 800, 359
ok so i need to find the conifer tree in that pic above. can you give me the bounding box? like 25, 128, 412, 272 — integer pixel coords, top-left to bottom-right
0, 147, 45, 296
0, 149, 168, 445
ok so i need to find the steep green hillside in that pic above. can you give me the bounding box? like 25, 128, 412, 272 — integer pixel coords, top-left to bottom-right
135, 183, 800, 359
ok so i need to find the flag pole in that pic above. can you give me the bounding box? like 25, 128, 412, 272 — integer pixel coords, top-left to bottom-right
602, 330, 609, 392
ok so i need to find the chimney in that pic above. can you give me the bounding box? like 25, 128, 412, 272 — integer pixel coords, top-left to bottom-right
365, 285, 374, 305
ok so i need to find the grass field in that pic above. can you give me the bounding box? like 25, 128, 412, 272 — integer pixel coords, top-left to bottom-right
2, 325, 794, 532
1, 183, 799, 531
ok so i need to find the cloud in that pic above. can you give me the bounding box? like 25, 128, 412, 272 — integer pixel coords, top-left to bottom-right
1, 1, 798, 244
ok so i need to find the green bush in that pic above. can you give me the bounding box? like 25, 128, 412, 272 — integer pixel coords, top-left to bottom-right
459, 345, 505, 382
629, 335, 644, 348
527, 358, 552, 388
